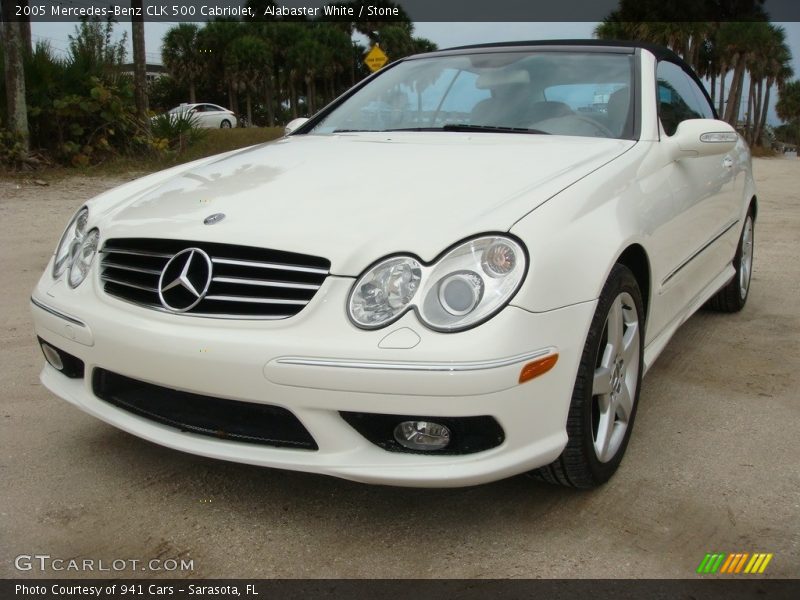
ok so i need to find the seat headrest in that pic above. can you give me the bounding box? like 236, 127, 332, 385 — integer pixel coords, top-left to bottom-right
475, 69, 530, 90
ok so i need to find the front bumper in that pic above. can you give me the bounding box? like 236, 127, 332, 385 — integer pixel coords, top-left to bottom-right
31, 271, 596, 487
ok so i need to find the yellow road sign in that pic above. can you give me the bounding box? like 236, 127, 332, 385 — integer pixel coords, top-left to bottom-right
364, 45, 388, 72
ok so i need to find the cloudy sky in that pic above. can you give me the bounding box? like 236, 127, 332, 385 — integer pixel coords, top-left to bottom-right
30, 21, 800, 124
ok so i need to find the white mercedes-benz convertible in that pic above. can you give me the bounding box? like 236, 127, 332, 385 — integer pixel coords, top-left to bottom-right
31, 41, 756, 488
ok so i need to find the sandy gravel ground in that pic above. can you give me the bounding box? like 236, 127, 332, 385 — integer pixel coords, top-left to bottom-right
0, 159, 798, 579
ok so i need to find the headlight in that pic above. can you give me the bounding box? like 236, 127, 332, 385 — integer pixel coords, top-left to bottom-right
53, 207, 89, 278
67, 228, 100, 288
349, 256, 422, 328
348, 235, 527, 332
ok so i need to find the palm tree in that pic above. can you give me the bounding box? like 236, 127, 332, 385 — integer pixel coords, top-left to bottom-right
753, 26, 793, 145
594, 20, 636, 41
312, 23, 353, 106
776, 80, 800, 123
162, 24, 202, 104
197, 20, 243, 113
288, 35, 326, 114
224, 35, 270, 126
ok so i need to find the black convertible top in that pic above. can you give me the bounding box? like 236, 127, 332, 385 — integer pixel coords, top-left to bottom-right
442, 39, 683, 63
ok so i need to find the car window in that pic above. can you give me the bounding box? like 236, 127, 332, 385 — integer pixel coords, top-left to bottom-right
310, 51, 635, 140
657, 61, 713, 136
205, 105, 221, 112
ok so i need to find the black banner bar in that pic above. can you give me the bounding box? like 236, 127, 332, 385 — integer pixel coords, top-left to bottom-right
3, 0, 800, 23
2, 579, 800, 600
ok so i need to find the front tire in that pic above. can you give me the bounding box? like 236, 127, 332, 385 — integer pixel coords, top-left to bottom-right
705, 211, 755, 312
533, 264, 644, 488
220, 119, 232, 129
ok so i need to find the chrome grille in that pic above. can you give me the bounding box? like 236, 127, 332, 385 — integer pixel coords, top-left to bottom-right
100, 238, 330, 319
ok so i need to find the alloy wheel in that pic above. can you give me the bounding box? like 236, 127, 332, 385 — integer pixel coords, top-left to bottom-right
739, 216, 754, 299
591, 291, 640, 463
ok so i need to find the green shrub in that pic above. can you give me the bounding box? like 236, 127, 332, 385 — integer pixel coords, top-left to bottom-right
0, 129, 30, 168
150, 111, 206, 153
51, 77, 148, 166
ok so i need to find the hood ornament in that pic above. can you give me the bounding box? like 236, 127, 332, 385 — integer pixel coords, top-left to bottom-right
204, 213, 226, 225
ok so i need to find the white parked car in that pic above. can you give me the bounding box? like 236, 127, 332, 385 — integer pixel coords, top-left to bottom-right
167, 103, 237, 128
32, 41, 755, 488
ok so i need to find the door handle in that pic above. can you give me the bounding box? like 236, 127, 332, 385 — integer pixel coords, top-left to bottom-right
722, 155, 734, 169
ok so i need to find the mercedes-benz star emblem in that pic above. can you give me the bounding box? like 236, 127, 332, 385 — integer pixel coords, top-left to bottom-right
158, 248, 213, 312
204, 213, 225, 225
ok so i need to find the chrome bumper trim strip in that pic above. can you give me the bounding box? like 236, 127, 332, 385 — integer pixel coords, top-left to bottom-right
30, 296, 86, 327
275, 347, 556, 373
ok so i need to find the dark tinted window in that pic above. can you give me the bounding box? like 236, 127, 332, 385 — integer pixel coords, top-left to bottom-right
656, 61, 712, 135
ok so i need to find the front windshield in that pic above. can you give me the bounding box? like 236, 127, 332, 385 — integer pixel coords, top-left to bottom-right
310, 51, 635, 140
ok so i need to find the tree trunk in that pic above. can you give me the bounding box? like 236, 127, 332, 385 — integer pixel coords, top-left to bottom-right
1, 16, 30, 152
131, 1, 149, 130
734, 67, 747, 126
745, 76, 755, 142
306, 76, 315, 114
264, 79, 274, 127
753, 78, 763, 144
17, 0, 31, 55
246, 92, 253, 127
710, 73, 717, 106
718, 69, 727, 116
724, 57, 746, 125
289, 79, 298, 119
755, 80, 772, 147
188, 81, 196, 104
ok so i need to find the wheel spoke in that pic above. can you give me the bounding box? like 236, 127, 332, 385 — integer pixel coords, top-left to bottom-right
607, 296, 624, 357
594, 400, 615, 461
615, 383, 633, 422
621, 320, 639, 364
593, 366, 612, 395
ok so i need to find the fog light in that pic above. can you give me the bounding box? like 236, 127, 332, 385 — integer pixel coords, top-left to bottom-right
41, 343, 64, 371
393, 421, 451, 451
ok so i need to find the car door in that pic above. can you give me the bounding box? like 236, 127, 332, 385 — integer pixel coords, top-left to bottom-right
187, 105, 205, 127
647, 61, 739, 338
204, 104, 224, 127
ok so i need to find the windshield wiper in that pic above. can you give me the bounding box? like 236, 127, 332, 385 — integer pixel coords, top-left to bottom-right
332, 128, 383, 133
334, 125, 550, 135
441, 124, 550, 135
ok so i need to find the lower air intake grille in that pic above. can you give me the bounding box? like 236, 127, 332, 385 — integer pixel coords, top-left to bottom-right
93, 369, 318, 450
100, 238, 330, 319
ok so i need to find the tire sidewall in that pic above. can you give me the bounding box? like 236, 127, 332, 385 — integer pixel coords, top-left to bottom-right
578, 265, 645, 483
735, 213, 755, 304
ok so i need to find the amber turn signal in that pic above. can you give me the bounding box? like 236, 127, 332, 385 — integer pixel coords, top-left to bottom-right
519, 353, 558, 384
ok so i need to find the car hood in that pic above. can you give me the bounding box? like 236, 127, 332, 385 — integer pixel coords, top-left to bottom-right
92, 132, 634, 275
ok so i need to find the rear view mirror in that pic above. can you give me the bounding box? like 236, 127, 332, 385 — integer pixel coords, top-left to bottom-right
668, 119, 738, 161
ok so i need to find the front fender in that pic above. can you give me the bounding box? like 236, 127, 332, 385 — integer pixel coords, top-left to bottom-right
509, 142, 657, 313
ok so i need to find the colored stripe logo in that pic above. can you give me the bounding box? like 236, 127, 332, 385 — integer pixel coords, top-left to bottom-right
697, 552, 773, 574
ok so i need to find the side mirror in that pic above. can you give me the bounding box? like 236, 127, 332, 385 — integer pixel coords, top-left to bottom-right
667, 119, 738, 161
285, 117, 309, 136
